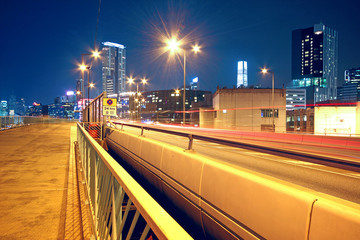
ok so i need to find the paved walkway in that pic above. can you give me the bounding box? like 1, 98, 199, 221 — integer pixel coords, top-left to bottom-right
0, 123, 90, 239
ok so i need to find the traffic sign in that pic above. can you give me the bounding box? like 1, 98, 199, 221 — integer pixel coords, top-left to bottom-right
103, 98, 117, 116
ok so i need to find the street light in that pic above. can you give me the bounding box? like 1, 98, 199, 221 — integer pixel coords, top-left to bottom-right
165, 38, 201, 125
80, 50, 100, 103
261, 67, 275, 131
79, 51, 99, 122
127, 76, 148, 121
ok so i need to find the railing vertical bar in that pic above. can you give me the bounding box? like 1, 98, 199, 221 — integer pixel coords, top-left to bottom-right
99, 169, 113, 238
118, 199, 132, 239
125, 210, 140, 240
139, 224, 150, 240
94, 153, 99, 236
97, 161, 107, 238
111, 176, 118, 240
115, 188, 125, 240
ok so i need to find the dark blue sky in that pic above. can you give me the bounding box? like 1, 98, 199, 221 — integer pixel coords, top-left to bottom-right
1, 0, 359, 105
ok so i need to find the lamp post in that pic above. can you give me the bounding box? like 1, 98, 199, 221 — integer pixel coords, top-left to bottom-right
127, 76, 148, 121
261, 68, 275, 131
165, 38, 201, 125
79, 50, 99, 122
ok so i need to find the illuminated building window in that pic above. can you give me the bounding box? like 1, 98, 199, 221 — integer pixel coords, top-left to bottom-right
261, 109, 279, 118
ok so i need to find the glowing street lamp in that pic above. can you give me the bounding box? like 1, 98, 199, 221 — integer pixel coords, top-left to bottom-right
192, 44, 201, 53
261, 67, 275, 131
166, 38, 180, 53
165, 38, 202, 125
127, 76, 149, 121
78, 49, 100, 122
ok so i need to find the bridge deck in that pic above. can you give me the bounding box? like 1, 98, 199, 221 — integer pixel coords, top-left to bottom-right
0, 123, 91, 239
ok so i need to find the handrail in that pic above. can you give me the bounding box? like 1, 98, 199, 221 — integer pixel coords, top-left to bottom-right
110, 121, 360, 171
82, 91, 106, 122
77, 122, 192, 240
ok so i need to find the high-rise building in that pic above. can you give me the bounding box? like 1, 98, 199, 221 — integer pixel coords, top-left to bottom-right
345, 67, 360, 84
101, 42, 126, 97
0, 101, 8, 116
338, 67, 360, 102
190, 77, 199, 90
292, 23, 338, 104
237, 61, 248, 88
286, 88, 306, 110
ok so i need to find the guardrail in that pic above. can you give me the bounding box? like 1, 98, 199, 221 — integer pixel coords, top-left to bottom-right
0, 116, 74, 130
109, 121, 360, 171
76, 122, 192, 240
104, 123, 360, 240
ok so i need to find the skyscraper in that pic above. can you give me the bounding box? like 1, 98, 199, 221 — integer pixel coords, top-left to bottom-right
237, 61, 248, 88
101, 42, 126, 97
345, 67, 360, 84
190, 77, 199, 90
291, 23, 338, 104
338, 67, 360, 102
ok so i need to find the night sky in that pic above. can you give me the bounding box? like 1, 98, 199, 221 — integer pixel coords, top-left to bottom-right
1, 0, 359, 105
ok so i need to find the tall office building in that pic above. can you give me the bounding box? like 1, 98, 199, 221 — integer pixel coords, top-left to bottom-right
190, 77, 199, 90
338, 67, 360, 102
237, 61, 248, 88
101, 42, 126, 97
345, 67, 360, 84
292, 23, 338, 104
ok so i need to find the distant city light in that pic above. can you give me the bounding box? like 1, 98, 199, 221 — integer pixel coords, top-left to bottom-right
192, 77, 198, 83
66, 91, 75, 96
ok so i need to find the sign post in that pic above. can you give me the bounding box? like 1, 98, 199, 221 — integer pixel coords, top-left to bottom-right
103, 98, 117, 117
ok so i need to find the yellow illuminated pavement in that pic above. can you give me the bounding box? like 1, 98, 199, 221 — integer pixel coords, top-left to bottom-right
0, 123, 90, 239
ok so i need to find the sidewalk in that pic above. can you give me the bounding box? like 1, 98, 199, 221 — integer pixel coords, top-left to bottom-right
0, 123, 88, 239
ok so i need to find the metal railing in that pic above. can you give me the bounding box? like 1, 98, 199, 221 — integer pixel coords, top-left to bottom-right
109, 121, 360, 171
0, 116, 75, 130
83, 92, 106, 123
77, 123, 192, 240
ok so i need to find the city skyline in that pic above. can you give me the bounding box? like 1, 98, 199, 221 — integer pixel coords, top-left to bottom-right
1, 0, 359, 105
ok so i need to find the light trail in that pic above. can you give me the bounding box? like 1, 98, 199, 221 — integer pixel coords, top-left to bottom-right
173, 102, 359, 113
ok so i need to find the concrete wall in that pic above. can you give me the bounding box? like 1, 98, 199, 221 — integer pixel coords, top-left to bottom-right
209, 88, 286, 132
105, 128, 360, 240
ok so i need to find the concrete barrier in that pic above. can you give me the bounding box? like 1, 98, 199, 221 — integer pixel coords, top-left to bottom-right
309, 199, 360, 240
200, 160, 316, 240
105, 127, 360, 239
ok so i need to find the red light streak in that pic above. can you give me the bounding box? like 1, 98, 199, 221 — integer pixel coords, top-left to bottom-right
173, 102, 358, 114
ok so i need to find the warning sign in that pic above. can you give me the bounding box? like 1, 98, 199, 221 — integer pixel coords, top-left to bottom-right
103, 98, 117, 116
